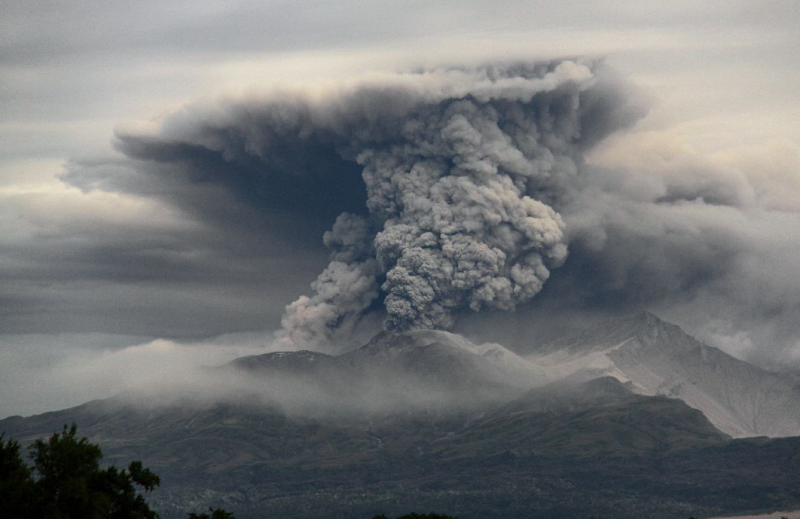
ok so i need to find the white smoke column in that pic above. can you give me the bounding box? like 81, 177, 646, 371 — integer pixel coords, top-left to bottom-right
276, 60, 598, 346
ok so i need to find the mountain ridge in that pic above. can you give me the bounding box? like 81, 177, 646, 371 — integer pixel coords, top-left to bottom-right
527, 311, 800, 437
225, 312, 800, 437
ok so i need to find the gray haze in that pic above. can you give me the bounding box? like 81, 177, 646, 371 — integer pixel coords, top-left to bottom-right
1, 0, 798, 417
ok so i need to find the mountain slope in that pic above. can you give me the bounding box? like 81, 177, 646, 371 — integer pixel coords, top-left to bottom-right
443, 377, 729, 458
6, 378, 794, 519
527, 312, 800, 437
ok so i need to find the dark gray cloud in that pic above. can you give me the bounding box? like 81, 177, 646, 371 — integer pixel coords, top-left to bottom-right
59, 60, 647, 350
48, 58, 800, 365
459, 139, 800, 365
0, 161, 331, 337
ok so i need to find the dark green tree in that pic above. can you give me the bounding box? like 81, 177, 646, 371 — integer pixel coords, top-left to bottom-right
0, 433, 38, 517
0, 424, 161, 519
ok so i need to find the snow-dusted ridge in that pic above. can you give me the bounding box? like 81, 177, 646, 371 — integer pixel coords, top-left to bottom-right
525, 312, 800, 438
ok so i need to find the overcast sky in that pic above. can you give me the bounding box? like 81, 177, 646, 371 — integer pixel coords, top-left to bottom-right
1, 0, 798, 418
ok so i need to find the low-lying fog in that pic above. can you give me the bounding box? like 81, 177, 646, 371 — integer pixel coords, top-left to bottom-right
1, 328, 527, 419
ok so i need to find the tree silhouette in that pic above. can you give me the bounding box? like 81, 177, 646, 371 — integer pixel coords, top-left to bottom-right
0, 432, 38, 517
0, 424, 235, 519
1, 424, 161, 519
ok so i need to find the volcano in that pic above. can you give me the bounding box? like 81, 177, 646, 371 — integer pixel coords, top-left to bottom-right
4, 314, 800, 518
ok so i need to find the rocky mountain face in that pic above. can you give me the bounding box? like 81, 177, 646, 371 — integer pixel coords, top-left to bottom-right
527, 312, 800, 437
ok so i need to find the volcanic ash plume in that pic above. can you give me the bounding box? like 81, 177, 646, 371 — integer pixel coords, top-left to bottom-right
276, 213, 380, 349
269, 60, 614, 349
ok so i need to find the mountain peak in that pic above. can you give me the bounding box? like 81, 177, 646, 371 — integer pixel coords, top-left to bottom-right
612, 309, 668, 331
534, 310, 675, 356
525, 310, 800, 438
633, 309, 660, 324
612, 310, 675, 341
630, 309, 675, 331
352, 329, 491, 360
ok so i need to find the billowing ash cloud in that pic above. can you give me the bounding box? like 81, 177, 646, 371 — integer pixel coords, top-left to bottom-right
262, 60, 641, 348
63, 59, 646, 350
276, 213, 380, 349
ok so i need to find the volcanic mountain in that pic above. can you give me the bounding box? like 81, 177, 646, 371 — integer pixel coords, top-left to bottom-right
231, 312, 800, 437
4, 314, 800, 518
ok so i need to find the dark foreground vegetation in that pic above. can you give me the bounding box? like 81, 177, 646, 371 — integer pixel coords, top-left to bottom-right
0, 424, 233, 519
